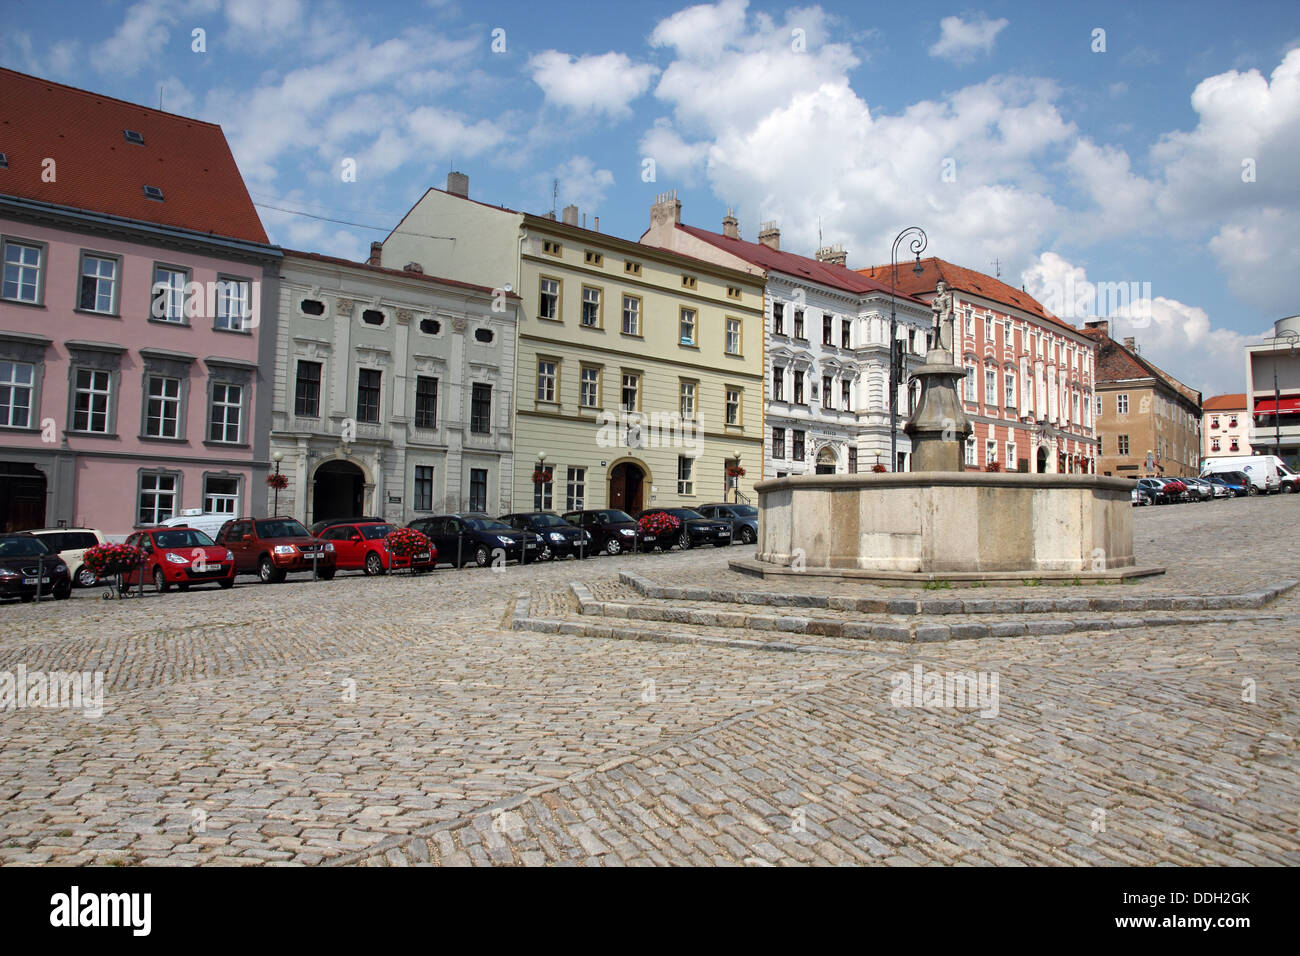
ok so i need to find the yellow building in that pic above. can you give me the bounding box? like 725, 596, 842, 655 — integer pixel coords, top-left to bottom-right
379, 174, 765, 514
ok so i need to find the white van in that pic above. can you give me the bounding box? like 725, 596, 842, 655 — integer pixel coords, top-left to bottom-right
1201, 456, 1283, 493
159, 510, 231, 540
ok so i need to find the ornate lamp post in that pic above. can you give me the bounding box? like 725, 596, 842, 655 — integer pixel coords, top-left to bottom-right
270, 451, 284, 515
1269, 331, 1298, 460
889, 227, 928, 471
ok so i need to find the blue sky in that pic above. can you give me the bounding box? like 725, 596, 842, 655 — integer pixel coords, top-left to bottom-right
5, 0, 1300, 396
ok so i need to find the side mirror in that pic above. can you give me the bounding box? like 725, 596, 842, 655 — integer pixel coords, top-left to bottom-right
350, 534, 362, 542
241, 534, 252, 543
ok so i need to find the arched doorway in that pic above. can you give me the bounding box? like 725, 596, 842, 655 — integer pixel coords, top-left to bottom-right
608, 460, 646, 513
815, 447, 837, 475
0, 462, 46, 531
1036, 447, 1049, 473
312, 460, 365, 522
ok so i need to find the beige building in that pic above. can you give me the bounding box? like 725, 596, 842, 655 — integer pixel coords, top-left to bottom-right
1202, 393, 1250, 461
380, 174, 766, 514
1083, 321, 1202, 477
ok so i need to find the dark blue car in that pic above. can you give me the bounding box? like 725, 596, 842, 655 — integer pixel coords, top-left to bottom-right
1205, 472, 1249, 497
696, 503, 758, 544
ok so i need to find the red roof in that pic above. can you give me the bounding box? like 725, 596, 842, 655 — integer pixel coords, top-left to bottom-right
285, 249, 519, 298
676, 225, 928, 303
0, 67, 268, 245
855, 257, 1079, 333
1203, 393, 1247, 411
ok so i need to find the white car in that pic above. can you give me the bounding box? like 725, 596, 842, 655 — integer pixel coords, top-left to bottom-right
25, 527, 108, 587
159, 511, 232, 541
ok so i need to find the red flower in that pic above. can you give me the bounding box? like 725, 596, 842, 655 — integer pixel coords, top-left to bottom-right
385, 527, 431, 559
638, 512, 681, 536
531, 470, 553, 484
266, 472, 289, 490
82, 543, 145, 575
726, 466, 746, 478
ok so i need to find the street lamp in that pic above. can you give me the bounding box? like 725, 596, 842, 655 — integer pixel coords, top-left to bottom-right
889, 227, 928, 471
732, 449, 742, 502
271, 451, 284, 515
1269, 332, 1298, 461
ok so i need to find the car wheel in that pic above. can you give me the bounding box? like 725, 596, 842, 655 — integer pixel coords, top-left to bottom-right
317, 568, 336, 581
539, 545, 554, 561
677, 531, 692, 551
76, 566, 97, 588
604, 537, 622, 556
153, 567, 170, 593
258, 556, 284, 583
1248, 484, 1259, 496
218, 578, 234, 589
364, 551, 385, 576
740, 526, 756, 544
474, 545, 491, 567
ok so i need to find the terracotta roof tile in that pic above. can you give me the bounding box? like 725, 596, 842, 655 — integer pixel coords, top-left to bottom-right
1202, 393, 1247, 411
0, 67, 268, 245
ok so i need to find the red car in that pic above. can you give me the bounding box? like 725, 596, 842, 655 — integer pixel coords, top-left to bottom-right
316, 521, 436, 575
121, 526, 236, 592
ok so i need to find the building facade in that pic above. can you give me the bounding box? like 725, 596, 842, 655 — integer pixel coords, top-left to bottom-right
1202, 393, 1250, 461
858, 258, 1099, 474
1244, 316, 1300, 469
379, 174, 765, 512
0, 68, 280, 535
1083, 321, 1202, 478
639, 197, 933, 476
269, 251, 519, 524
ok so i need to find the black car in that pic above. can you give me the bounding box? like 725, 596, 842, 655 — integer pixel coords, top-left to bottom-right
636, 508, 733, 550
0, 533, 72, 602
561, 509, 656, 555
499, 512, 592, 560
696, 503, 758, 544
309, 516, 385, 536
408, 513, 542, 567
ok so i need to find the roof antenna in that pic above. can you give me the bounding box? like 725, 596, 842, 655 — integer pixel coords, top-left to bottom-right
818, 216, 822, 248
158, 83, 164, 110
552, 178, 558, 216
990, 257, 1001, 278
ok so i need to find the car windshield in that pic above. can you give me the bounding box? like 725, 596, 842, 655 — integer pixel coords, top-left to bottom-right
361, 524, 395, 539
0, 537, 50, 558
35, 531, 99, 551
662, 509, 705, 520
600, 511, 634, 523
732, 506, 757, 517
256, 519, 310, 538
154, 529, 216, 548
528, 513, 568, 527
464, 518, 512, 531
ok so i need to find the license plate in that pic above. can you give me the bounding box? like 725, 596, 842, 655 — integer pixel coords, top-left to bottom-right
23, 577, 50, 585
719, 530, 731, 536
414, 553, 429, 560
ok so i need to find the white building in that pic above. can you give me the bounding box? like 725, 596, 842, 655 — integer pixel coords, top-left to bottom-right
1245, 314, 1300, 469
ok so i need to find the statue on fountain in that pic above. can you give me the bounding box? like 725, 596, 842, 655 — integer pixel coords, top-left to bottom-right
930, 281, 955, 355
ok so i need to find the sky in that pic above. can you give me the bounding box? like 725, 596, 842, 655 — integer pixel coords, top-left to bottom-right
4, 0, 1300, 397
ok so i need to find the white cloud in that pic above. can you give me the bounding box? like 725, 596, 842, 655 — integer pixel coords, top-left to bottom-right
929, 15, 1009, 64
545, 155, 616, 212
529, 50, 657, 120
91, 0, 178, 75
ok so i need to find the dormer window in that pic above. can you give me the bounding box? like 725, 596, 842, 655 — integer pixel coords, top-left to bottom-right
0, 153, 7, 168
124, 129, 145, 146
143, 185, 164, 201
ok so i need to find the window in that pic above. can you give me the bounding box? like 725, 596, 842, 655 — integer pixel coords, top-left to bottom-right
414, 466, 434, 511
124, 129, 146, 145
682, 275, 697, 290
542, 240, 562, 256
537, 360, 557, 403
823, 314, 833, 345
677, 455, 694, 495
727, 285, 742, 300
773, 302, 785, 335
725, 388, 741, 426
203, 476, 239, 515
539, 277, 560, 320
679, 308, 696, 346
295, 361, 321, 417
584, 250, 603, 266
624, 260, 641, 276
415, 376, 438, 428
301, 298, 326, 316
152, 265, 188, 322
1073, 393, 1080, 424
772, 427, 785, 459
620, 373, 639, 411
841, 319, 851, 349
0, 361, 34, 427
469, 468, 487, 513
1006, 442, 1017, 470
73, 369, 111, 433
1117, 434, 1130, 456
822, 375, 833, 410
792, 430, 805, 461
2, 240, 42, 303
794, 310, 805, 339
794, 371, 804, 405
984, 368, 997, 405
1211, 438, 1220, 452
138, 473, 177, 525
533, 466, 553, 510
356, 369, 381, 424
580, 366, 599, 408
208, 383, 242, 443
680, 381, 696, 421
986, 439, 997, 465
725, 317, 741, 355
419, 318, 441, 335
1117, 394, 1129, 415
964, 365, 975, 403
145, 376, 181, 438
965, 435, 976, 466
581, 286, 601, 327
1005, 372, 1016, 409
78, 254, 117, 313
841, 380, 851, 409
622, 295, 640, 335
1095, 395, 1102, 416
566, 467, 586, 511
216, 278, 251, 331
470, 383, 492, 433
474, 328, 494, 344
772, 366, 784, 401
848, 447, 857, 473
964, 310, 973, 337
984, 315, 993, 340
1004, 322, 1013, 347
143, 185, 164, 201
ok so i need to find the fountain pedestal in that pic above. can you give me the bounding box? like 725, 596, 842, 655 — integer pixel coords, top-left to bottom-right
904, 347, 972, 473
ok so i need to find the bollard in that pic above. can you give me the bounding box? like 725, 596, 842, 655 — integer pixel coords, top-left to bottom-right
312, 547, 319, 580
35, 554, 43, 603
456, 532, 463, 570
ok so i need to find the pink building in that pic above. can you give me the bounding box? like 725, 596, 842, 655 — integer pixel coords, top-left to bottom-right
0, 68, 280, 535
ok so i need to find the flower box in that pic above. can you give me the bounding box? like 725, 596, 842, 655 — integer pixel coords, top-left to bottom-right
82, 542, 145, 577
385, 527, 431, 559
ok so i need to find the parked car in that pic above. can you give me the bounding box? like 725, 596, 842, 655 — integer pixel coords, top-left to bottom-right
695, 503, 758, 544
1136, 477, 1169, 504
121, 526, 236, 592
1161, 477, 1189, 502
1131, 485, 1153, 506
561, 509, 657, 555
309, 516, 385, 536
1181, 477, 1214, 501
1201, 475, 1232, 498
159, 510, 232, 542
636, 508, 733, 549
1205, 471, 1250, 497
316, 521, 435, 575
498, 512, 592, 560
215, 517, 337, 582
407, 513, 542, 567
24, 527, 106, 587
0, 533, 71, 601
1203, 455, 1283, 494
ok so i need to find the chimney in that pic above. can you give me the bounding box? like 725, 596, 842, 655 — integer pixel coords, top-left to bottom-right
562, 204, 579, 226
1123, 336, 1136, 350
722, 208, 739, 239
368, 241, 383, 266
1084, 319, 1109, 337
594, 216, 599, 232
650, 190, 681, 227
758, 221, 780, 250
815, 244, 847, 267
446, 171, 469, 197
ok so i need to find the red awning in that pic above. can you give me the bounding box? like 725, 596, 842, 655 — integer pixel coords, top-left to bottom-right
1253, 396, 1300, 415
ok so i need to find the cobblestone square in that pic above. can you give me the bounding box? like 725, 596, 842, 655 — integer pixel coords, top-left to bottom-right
1, 498, 1297, 866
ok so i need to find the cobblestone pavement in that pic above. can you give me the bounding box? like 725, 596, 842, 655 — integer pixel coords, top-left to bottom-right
1, 497, 1297, 865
